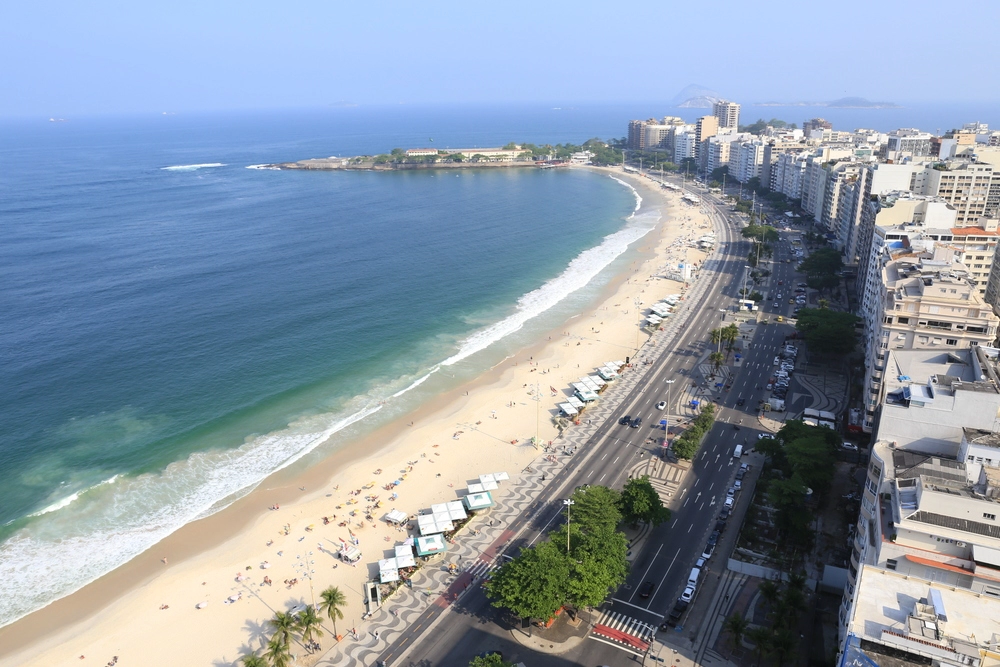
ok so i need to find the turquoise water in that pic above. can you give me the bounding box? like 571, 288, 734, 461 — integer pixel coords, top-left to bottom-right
0, 108, 652, 626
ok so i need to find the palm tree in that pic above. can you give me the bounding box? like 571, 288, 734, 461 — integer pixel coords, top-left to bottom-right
770, 628, 797, 667
710, 327, 723, 353
746, 626, 772, 667
709, 351, 725, 374
319, 585, 347, 639
722, 324, 739, 359
723, 613, 748, 652
297, 604, 325, 645
263, 636, 292, 667
239, 653, 268, 667
268, 610, 297, 648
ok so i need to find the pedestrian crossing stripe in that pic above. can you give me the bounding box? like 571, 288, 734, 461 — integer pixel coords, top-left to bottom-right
590, 609, 655, 654
464, 560, 496, 578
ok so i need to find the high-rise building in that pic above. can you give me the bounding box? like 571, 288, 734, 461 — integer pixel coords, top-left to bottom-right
694, 116, 718, 170
672, 130, 696, 165
712, 100, 740, 130
803, 117, 832, 136
883, 128, 934, 160
919, 160, 998, 225
627, 120, 647, 150
732, 140, 765, 183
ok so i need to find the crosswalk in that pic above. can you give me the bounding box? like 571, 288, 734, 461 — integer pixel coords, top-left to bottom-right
590, 609, 656, 656
463, 559, 497, 579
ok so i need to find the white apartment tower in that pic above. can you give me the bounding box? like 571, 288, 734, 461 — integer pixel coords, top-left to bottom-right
712, 100, 740, 130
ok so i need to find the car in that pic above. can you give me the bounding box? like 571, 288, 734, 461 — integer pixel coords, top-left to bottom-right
726, 487, 736, 499
765, 382, 774, 390
696, 556, 707, 569
619, 415, 631, 425
793, 308, 802, 315
701, 543, 715, 559
734, 480, 742, 491
737, 398, 746, 406
724, 496, 734, 509
758, 433, 774, 440
719, 507, 731, 520
788, 298, 795, 304
776, 294, 782, 300
715, 520, 727, 532
735, 469, 746, 481
707, 530, 720, 545
640, 581, 655, 598
680, 585, 695, 602
842, 441, 859, 451
656, 400, 667, 410
631, 417, 642, 428
741, 462, 751, 471
773, 356, 780, 365
666, 608, 683, 626
776, 315, 784, 323
673, 599, 689, 613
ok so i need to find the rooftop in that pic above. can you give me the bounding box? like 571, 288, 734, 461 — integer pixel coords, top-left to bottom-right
849, 565, 1000, 666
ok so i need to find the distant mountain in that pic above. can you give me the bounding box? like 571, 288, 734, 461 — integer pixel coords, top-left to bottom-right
671, 84, 722, 108
827, 96, 901, 109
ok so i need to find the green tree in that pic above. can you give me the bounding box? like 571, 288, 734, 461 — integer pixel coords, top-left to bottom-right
268, 610, 298, 648
559, 523, 629, 608
770, 628, 797, 667
447, 153, 464, 162
618, 476, 671, 527
722, 323, 739, 358
710, 327, 723, 352
485, 539, 569, 621
390, 147, 405, 156
723, 613, 749, 651
263, 636, 292, 667
469, 653, 513, 667
240, 654, 268, 667
672, 404, 714, 460
319, 585, 347, 638
710, 166, 729, 182
799, 247, 843, 293
741, 223, 780, 244
795, 308, 858, 356
746, 626, 772, 667
568, 485, 622, 532
709, 351, 725, 373
502, 142, 518, 150
297, 604, 324, 645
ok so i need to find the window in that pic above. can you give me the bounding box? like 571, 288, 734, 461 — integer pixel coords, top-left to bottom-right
985, 513, 997, 521
985, 586, 1000, 598
866, 477, 878, 494
947, 339, 958, 345
886, 558, 898, 571
898, 317, 909, 324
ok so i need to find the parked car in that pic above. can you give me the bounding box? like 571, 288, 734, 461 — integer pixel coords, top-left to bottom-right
719, 507, 732, 520
735, 469, 746, 481
726, 487, 736, 499
680, 585, 695, 602
773, 356, 780, 366
842, 441, 859, 451
724, 496, 735, 509
734, 480, 742, 491
740, 462, 751, 472
707, 530, 720, 545
715, 520, 727, 532
696, 556, 707, 569
701, 543, 715, 559
765, 382, 774, 390
758, 433, 774, 440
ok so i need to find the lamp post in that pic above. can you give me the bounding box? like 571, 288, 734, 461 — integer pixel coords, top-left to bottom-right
563, 499, 575, 553
664, 379, 675, 450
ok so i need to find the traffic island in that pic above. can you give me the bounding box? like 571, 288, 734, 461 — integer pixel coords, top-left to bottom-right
507, 606, 593, 654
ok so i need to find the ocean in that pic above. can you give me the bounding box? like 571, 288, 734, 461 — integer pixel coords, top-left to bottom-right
0, 105, 653, 628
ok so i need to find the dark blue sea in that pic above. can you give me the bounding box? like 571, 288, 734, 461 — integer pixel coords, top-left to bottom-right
0, 100, 993, 626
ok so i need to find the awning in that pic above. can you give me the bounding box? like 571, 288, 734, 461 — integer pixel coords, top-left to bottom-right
340, 545, 362, 562
379, 559, 399, 583
384, 509, 408, 525
394, 544, 416, 568
478, 474, 499, 490
559, 403, 579, 416
431, 501, 468, 521
417, 513, 453, 535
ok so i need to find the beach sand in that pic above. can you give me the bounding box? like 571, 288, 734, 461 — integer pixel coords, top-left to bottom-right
0, 169, 717, 667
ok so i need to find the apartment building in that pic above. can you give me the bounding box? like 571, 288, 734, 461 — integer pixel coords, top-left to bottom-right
694, 115, 719, 169
712, 100, 740, 130
883, 128, 934, 161
918, 160, 999, 225
672, 130, 696, 164
802, 117, 832, 135
731, 140, 765, 183
840, 346, 1000, 658
760, 140, 809, 190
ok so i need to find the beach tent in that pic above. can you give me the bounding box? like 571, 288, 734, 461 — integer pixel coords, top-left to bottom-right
378, 559, 399, 583
493, 471, 509, 482
394, 544, 416, 568
417, 513, 453, 536
478, 474, 499, 490
415, 534, 447, 556
646, 316, 663, 326
340, 544, 362, 563
596, 368, 616, 382
558, 402, 579, 417
567, 396, 585, 410
467, 482, 485, 494
464, 491, 494, 510
431, 501, 468, 521
601, 364, 619, 378
587, 375, 607, 388
613, 360, 626, 368
384, 509, 408, 525
572, 385, 599, 402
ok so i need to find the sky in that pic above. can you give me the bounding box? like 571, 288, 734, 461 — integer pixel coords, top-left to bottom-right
3, 0, 999, 117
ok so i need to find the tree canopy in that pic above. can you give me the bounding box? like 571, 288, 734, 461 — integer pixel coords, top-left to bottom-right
794, 308, 858, 356
672, 403, 715, 460
618, 476, 671, 527
799, 247, 843, 292
469, 654, 513, 667
484, 538, 569, 620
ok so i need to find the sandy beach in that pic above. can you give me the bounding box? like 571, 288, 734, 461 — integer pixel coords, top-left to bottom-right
0, 168, 718, 667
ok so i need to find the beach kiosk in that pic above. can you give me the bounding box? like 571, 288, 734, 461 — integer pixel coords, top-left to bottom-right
415, 534, 447, 557
394, 544, 416, 568
378, 558, 400, 583
417, 513, 453, 536
464, 491, 494, 511
559, 402, 579, 417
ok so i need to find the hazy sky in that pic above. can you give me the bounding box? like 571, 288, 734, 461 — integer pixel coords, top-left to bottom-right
3, 0, 998, 117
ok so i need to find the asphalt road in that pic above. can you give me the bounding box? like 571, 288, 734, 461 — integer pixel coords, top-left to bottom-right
372, 182, 809, 667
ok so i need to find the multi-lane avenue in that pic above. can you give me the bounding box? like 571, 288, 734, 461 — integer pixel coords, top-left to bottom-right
370, 179, 810, 667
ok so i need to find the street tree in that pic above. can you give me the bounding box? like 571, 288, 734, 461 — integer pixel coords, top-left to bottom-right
795, 308, 859, 356
558, 523, 629, 608
485, 539, 569, 621
723, 613, 749, 652
709, 351, 725, 374
567, 485, 621, 532
469, 653, 513, 667
618, 476, 671, 527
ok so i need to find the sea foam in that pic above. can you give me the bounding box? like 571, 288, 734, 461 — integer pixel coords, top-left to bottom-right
160, 163, 226, 171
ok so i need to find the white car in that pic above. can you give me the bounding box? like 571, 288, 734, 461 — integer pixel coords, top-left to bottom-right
842, 441, 859, 451
681, 585, 695, 602
734, 480, 742, 491
758, 433, 774, 440
773, 357, 780, 366
656, 401, 667, 410
724, 496, 735, 509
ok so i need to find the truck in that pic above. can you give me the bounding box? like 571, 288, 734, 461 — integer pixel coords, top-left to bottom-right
769, 398, 786, 412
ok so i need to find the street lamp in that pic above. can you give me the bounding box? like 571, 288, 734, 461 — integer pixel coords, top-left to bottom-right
664, 380, 675, 452
563, 499, 575, 553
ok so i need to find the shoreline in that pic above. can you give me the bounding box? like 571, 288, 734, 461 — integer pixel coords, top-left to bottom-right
0, 168, 710, 667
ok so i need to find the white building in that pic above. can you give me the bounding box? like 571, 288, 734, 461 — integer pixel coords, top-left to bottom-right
731, 140, 765, 184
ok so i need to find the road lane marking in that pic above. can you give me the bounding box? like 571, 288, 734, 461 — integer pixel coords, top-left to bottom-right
687, 524, 693, 533
629, 543, 664, 602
